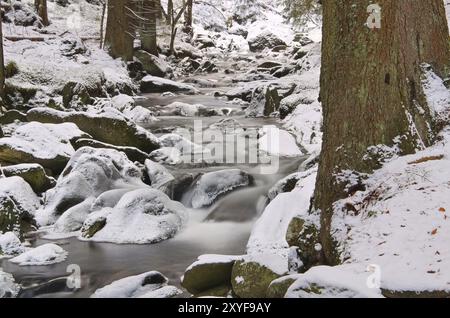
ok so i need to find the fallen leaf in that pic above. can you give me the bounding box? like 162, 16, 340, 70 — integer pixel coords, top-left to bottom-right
431, 228, 438, 235
439, 207, 446, 213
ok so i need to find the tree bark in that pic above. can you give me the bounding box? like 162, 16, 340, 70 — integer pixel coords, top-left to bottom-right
140, 0, 158, 56
34, 0, 49, 27
104, 0, 135, 61
0, 12, 5, 105
314, 0, 450, 264
184, 0, 193, 30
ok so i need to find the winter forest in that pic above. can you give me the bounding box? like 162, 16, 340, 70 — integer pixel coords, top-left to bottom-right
1, 0, 450, 300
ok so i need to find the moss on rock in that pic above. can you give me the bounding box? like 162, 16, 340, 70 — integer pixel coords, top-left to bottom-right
266, 276, 296, 298
1, 164, 56, 194
231, 260, 282, 298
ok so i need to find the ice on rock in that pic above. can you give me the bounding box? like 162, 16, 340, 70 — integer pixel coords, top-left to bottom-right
10, 243, 68, 266
91, 271, 181, 298
144, 159, 175, 194
191, 169, 252, 208
81, 188, 188, 244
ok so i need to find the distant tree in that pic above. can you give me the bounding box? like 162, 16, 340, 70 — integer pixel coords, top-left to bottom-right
104, 0, 136, 61
34, 0, 50, 27
183, 0, 193, 34
139, 0, 159, 56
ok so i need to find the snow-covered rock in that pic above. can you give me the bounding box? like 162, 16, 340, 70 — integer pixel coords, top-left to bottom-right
53, 197, 96, 233
140, 76, 198, 94
159, 133, 208, 160
247, 30, 287, 52
155, 101, 221, 117
10, 243, 67, 266
134, 50, 169, 77
190, 169, 252, 208
149, 147, 182, 165
0, 232, 26, 257
0, 270, 20, 298
0, 176, 40, 236
285, 265, 383, 298
27, 107, 161, 153
36, 147, 147, 226
80, 188, 188, 244
91, 271, 181, 298
0, 163, 56, 194
0, 122, 89, 173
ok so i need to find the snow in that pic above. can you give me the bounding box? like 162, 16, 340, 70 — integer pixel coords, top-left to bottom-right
191, 169, 251, 208
0, 270, 20, 298
185, 254, 242, 273
144, 159, 175, 192
421, 64, 450, 121
10, 243, 67, 266
285, 265, 383, 298
0, 232, 26, 257
259, 126, 303, 157
247, 168, 317, 259
81, 188, 188, 244
325, 129, 450, 294
91, 271, 181, 298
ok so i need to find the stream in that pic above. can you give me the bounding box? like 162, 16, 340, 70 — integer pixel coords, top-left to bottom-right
1, 84, 305, 298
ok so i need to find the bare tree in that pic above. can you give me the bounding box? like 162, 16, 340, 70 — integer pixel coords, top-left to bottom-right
0, 12, 5, 105
139, 0, 159, 56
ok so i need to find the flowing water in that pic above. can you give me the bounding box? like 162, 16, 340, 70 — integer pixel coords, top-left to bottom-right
1, 89, 304, 298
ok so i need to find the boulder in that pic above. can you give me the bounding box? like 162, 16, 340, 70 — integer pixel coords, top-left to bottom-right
134, 50, 168, 77
1, 164, 56, 194
286, 217, 321, 269
36, 147, 147, 226
245, 85, 281, 117
0, 122, 89, 173
193, 34, 215, 50
26, 108, 160, 153
0, 110, 27, 125
190, 169, 252, 208
266, 276, 297, 298
140, 76, 198, 94
0, 177, 40, 238
182, 255, 242, 295
61, 79, 104, 108
155, 102, 220, 117
231, 257, 284, 298
293, 34, 313, 46
80, 188, 188, 244
279, 94, 314, 119
247, 30, 287, 52
73, 138, 149, 164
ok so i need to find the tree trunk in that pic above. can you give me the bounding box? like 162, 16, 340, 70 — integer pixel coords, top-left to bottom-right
184, 0, 193, 29
99, 1, 107, 49
155, 0, 163, 19
34, 0, 49, 27
104, 0, 135, 61
314, 0, 450, 264
0, 12, 5, 105
140, 0, 158, 56
167, 0, 173, 25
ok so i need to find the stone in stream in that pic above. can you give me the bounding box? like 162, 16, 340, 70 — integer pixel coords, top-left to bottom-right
182, 254, 243, 295
91, 271, 182, 298
26, 107, 161, 154
140, 75, 198, 94
80, 188, 188, 244
0, 121, 90, 174
0, 270, 20, 298
36, 147, 148, 226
